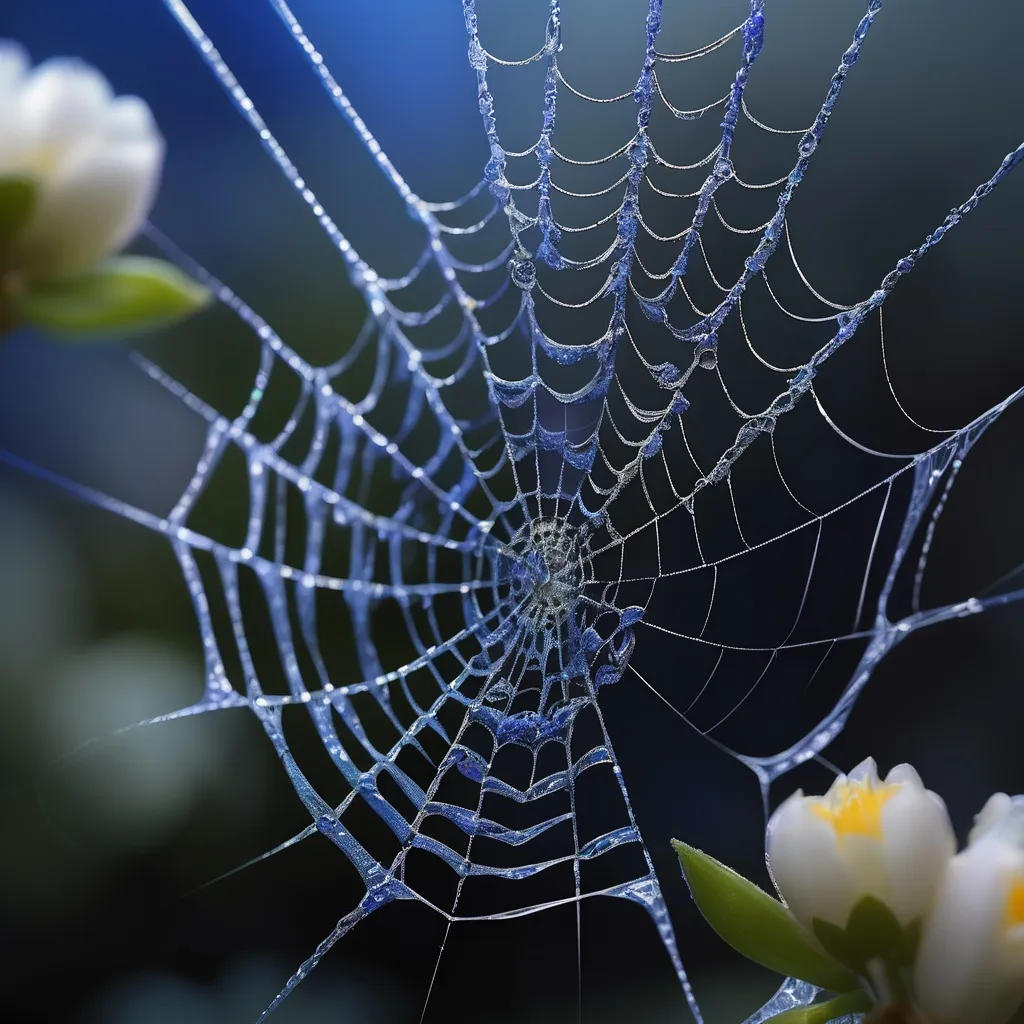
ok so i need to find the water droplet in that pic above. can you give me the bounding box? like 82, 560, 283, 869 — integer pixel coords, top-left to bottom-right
508, 255, 537, 290
798, 132, 818, 158
698, 347, 717, 370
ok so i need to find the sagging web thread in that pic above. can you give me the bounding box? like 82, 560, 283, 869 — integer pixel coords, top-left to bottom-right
6, 1, 1024, 1021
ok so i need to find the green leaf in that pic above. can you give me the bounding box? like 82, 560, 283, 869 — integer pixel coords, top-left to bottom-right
811, 916, 861, 973
768, 989, 872, 1023
20, 256, 211, 339
813, 896, 914, 974
0, 176, 37, 245
672, 840, 860, 993
846, 896, 902, 962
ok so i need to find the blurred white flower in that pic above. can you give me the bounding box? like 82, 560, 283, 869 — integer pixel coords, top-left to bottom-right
914, 793, 1024, 1024
766, 757, 955, 932
44, 636, 220, 849
0, 41, 163, 282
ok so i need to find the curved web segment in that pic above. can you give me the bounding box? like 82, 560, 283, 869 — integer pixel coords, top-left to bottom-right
5, 0, 1023, 1021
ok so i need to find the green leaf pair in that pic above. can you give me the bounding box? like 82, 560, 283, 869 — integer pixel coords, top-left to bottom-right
0, 175, 211, 341
673, 840, 873, 1021
812, 897, 920, 977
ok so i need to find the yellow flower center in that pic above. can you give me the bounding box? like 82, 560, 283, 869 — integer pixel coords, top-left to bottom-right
1004, 876, 1024, 930
811, 780, 899, 839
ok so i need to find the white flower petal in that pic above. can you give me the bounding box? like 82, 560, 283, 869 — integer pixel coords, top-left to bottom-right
767, 796, 857, 930
845, 756, 881, 787
915, 842, 1016, 1024
104, 95, 158, 143
885, 762, 924, 789
835, 831, 890, 906
881, 782, 955, 922
917, 797, 1024, 1024
0, 41, 29, 97
17, 134, 163, 279
767, 759, 956, 964
16, 59, 113, 173
0, 50, 167, 279
972, 793, 1014, 844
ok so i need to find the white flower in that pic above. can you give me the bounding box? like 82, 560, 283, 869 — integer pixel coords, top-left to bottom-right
914, 794, 1024, 1024
766, 757, 956, 932
0, 42, 163, 282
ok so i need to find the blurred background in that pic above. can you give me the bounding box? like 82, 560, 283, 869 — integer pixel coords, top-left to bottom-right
1, 0, 1023, 1021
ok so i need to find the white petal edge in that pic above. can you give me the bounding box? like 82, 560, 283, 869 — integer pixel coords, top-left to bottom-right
881, 783, 955, 922
16, 59, 114, 172
844, 756, 880, 787
104, 95, 160, 143
884, 762, 924, 789
0, 40, 29, 96
17, 134, 163, 280
972, 792, 1014, 844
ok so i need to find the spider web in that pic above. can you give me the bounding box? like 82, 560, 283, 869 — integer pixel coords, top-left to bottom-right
5, 0, 1024, 1021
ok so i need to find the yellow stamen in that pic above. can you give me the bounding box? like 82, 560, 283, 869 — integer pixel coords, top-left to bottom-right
1004, 876, 1024, 930
811, 780, 898, 839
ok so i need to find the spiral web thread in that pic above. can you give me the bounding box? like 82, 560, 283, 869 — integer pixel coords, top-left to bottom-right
5, 0, 1024, 1021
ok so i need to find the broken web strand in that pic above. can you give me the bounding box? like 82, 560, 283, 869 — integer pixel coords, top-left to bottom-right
3, 0, 1023, 1021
